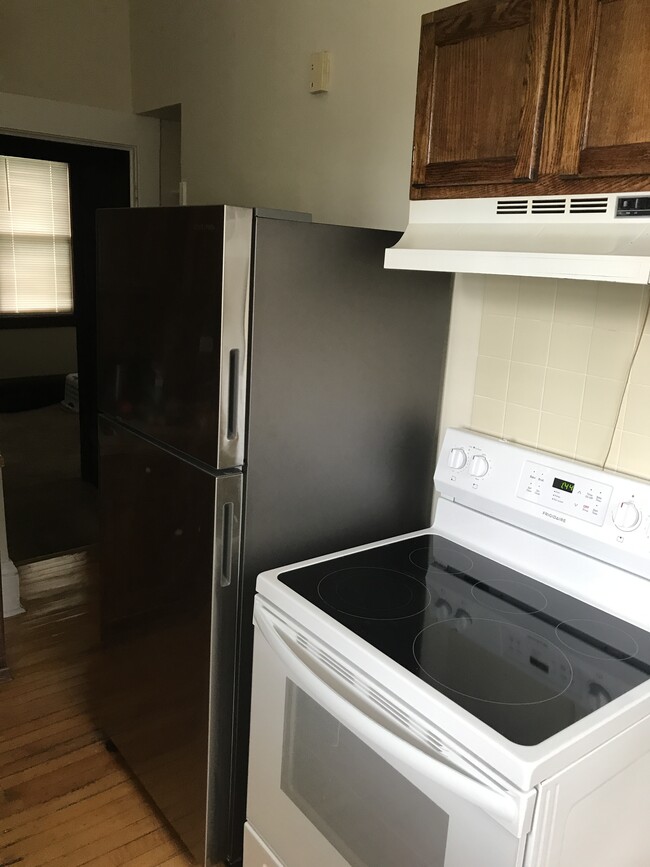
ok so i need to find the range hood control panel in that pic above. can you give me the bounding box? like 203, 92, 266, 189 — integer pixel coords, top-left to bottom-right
617, 196, 650, 218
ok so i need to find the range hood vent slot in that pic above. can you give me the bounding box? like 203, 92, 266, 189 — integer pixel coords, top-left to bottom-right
496, 199, 528, 215
495, 197, 610, 217
531, 198, 566, 214
570, 197, 609, 214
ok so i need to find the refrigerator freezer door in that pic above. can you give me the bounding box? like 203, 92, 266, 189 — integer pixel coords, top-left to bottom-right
96, 205, 251, 470
95, 418, 242, 864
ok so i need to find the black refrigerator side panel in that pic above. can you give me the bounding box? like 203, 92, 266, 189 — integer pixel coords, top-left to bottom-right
229, 218, 452, 860
96, 206, 226, 466
94, 417, 239, 864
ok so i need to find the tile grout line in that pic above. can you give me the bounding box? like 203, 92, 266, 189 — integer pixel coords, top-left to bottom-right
534, 279, 559, 449
573, 285, 598, 461
500, 279, 520, 439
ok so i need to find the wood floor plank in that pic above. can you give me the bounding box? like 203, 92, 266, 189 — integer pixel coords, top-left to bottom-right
122, 839, 186, 867
0, 551, 193, 866
2, 777, 128, 843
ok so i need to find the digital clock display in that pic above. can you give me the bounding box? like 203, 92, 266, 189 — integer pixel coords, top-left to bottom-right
553, 477, 575, 494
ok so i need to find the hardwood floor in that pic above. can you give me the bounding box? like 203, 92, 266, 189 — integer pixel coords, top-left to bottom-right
0, 552, 194, 866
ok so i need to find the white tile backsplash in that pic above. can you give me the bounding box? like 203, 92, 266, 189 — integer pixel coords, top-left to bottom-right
475, 355, 510, 401
471, 395, 506, 437
547, 322, 592, 373
512, 318, 552, 366
503, 403, 540, 446
478, 314, 515, 359
588, 328, 638, 380
516, 277, 556, 321
507, 362, 545, 409
542, 368, 585, 417
469, 277, 650, 479
554, 282, 598, 327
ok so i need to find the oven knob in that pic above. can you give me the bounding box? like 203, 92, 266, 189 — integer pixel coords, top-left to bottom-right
434, 599, 453, 619
587, 683, 612, 710
448, 448, 467, 470
613, 500, 642, 532
470, 455, 490, 478
454, 609, 473, 630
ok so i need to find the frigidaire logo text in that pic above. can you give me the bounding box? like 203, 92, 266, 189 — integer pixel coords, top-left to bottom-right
542, 511, 566, 523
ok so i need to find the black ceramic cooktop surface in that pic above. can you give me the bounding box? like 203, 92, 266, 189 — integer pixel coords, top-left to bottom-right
278, 535, 650, 746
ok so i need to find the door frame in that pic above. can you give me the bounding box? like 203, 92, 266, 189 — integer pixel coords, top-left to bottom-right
0, 92, 160, 484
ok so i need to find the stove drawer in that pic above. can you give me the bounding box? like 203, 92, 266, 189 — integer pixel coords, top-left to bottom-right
243, 824, 284, 867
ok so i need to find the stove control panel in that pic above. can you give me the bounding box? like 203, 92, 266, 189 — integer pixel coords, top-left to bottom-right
435, 428, 650, 579
516, 460, 613, 526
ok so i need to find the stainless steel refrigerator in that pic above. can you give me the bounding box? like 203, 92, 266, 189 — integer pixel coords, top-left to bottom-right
95, 205, 451, 866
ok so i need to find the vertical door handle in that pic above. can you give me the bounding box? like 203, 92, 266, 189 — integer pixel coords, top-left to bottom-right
220, 501, 234, 587
214, 474, 242, 591
227, 348, 240, 441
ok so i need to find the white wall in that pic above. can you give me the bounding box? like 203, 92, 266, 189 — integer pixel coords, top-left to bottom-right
0, 0, 132, 112
0, 91, 160, 208
130, 0, 450, 230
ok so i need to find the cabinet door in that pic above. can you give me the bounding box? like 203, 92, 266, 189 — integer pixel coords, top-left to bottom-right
557, 0, 650, 179
412, 0, 556, 194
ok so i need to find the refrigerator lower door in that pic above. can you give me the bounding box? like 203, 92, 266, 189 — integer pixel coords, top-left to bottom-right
96, 417, 242, 864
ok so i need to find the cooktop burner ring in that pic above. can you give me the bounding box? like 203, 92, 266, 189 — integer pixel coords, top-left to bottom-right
471, 579, 549, 615
409, 542, 474, 575
555, 619, 640, 661
413, 618, 575, 706
317, 567, 432, 621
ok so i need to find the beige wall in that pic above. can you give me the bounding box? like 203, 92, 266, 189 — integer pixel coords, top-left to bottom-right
129, 0, 448, 230
0, 327, 77, 379
469, 278, 650, 480
0, 0, 132, 111
159, 117, 182, 206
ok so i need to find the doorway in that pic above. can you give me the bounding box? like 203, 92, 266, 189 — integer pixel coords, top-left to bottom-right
0, 133, 130, 563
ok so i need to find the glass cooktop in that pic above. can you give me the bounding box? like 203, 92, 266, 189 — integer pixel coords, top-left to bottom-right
278, 534, 650, 746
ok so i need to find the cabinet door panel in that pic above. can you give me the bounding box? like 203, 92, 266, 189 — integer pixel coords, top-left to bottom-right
412, 0, 556, 193
558, 0, 650, 178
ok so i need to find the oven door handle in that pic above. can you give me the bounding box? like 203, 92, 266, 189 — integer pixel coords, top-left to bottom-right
254, 601, 535, 839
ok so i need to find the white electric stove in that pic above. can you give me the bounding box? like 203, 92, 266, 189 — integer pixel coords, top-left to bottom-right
244, 428, 650, 867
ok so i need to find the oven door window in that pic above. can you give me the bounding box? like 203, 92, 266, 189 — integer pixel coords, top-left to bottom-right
281, 681, 449, 867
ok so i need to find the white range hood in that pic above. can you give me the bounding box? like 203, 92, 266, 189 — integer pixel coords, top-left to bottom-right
385, 193, 650, 284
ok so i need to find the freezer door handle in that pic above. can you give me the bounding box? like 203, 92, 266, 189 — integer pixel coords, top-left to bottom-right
254, 600, 535, 838
227, 349, 240, 441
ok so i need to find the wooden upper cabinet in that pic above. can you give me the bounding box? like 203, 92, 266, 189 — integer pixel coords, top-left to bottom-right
411, 0, 557, 193
553, 0, 650, 179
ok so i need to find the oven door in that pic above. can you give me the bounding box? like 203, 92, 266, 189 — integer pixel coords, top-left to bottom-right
246, 599, 535, 867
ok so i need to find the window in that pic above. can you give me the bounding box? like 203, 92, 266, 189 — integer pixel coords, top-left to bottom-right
0, 155, 73, 315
